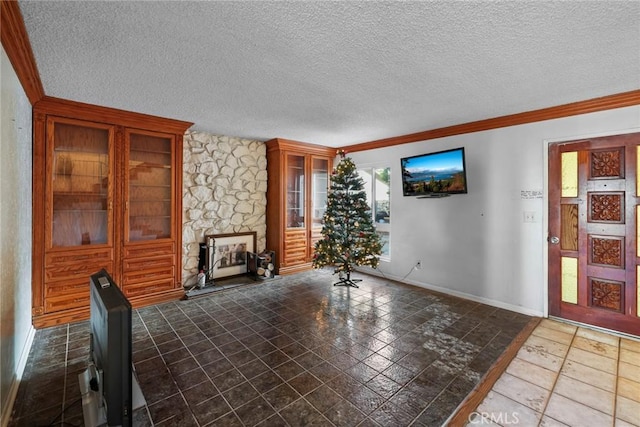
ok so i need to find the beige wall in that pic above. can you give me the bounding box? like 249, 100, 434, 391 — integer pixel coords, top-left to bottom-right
0, 46, 34, 425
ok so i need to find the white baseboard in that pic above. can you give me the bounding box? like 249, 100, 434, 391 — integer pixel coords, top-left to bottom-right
1, 325, 36, 427
360, 268, 544, 318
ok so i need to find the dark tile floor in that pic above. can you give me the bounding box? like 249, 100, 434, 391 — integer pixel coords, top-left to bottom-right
9, 270, 531, 426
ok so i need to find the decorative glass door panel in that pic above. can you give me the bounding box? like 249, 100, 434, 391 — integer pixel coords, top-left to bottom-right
49, 119, 112, 247
286, 154, 305, 228
127, 131, 174, 241
310, 157, 329, 259
311, 158, 329, 226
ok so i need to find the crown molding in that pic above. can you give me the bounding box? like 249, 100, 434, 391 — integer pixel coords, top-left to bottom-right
340, 90, 640, 153
265, 137, 337, 157
35, 96, 193, 134
1, 0, 45, 104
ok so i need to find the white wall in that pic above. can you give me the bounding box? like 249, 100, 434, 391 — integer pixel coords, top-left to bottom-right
350, 106, 640, 316
0, 46, 34, 425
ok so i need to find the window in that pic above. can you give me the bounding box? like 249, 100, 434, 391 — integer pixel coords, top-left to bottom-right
358, 167, 391, 259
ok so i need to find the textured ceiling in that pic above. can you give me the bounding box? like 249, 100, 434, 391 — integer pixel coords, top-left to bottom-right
18, 1, 640, 147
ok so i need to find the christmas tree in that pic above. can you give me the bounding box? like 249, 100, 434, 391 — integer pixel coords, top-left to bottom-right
313, 151, 382, 287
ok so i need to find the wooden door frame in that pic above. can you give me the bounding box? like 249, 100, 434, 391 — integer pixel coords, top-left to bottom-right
544, 128, 640, 330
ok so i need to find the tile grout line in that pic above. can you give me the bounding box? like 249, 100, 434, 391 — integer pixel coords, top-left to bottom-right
483, 323, 556, 422
61, 323, 70, 425
133, 309, 157, 425
533, 323, 577, 425
612, 334, 621, 426
219, 301, 322, 426
197, 297, 294, 425
169, 301, 242, 426
173, 300, 240, 423
559, 330, 623, 397
187, 297, 327, 426
537, 349, 618, 394
539, 327, 625, 426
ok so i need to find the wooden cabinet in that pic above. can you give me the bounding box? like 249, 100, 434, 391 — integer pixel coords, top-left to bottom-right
266, 138, 335, 275
32, 97, 192, 327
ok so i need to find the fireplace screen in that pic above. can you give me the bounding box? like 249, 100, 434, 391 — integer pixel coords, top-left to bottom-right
204, 232, 257, 280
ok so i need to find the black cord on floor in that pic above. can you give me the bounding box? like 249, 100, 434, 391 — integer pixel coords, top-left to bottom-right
46, 397, 82, 427
375, 265, 416, 282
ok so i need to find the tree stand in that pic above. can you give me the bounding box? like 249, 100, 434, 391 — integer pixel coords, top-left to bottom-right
333, 270, 362, 288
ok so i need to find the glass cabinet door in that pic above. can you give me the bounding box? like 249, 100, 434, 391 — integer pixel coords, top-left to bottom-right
286, 154, 305, 228
126, 131, 174, 241
311, 158, 329, 227
49, 119, 113, 247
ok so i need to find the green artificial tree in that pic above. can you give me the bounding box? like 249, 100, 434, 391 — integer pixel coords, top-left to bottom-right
313, 151, 382, 287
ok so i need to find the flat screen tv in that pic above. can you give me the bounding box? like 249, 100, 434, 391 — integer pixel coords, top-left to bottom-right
88, 269, 132, 427
400, 147, 468, 197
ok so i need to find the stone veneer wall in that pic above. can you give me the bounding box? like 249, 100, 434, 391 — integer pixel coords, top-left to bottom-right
182, 131, 267, 286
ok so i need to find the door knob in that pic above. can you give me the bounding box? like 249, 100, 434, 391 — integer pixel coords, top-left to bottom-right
549, 236, 560, 245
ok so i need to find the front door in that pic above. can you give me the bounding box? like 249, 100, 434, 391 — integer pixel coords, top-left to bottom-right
549, 133, 640, 336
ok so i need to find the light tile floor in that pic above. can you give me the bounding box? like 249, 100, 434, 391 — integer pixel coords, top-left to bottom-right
468, 319, 640, 426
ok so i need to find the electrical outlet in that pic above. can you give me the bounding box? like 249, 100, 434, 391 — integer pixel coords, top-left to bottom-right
415, 261, 422, 270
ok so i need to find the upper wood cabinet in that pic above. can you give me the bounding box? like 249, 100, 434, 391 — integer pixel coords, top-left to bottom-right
266, 138, 335, 275
32, 97, 192, 327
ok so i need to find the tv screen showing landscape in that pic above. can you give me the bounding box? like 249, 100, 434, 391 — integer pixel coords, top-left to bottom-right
400, 147, 467, 196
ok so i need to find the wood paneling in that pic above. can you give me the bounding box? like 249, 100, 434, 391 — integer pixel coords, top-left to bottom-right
560, 204, 578, 251
283, 229, 307, 266
121, 279, 175, 298
32, 98, 191, 328
266, 138, 335, 275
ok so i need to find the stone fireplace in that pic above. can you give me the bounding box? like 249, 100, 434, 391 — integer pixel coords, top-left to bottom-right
182, 131, 267, 287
